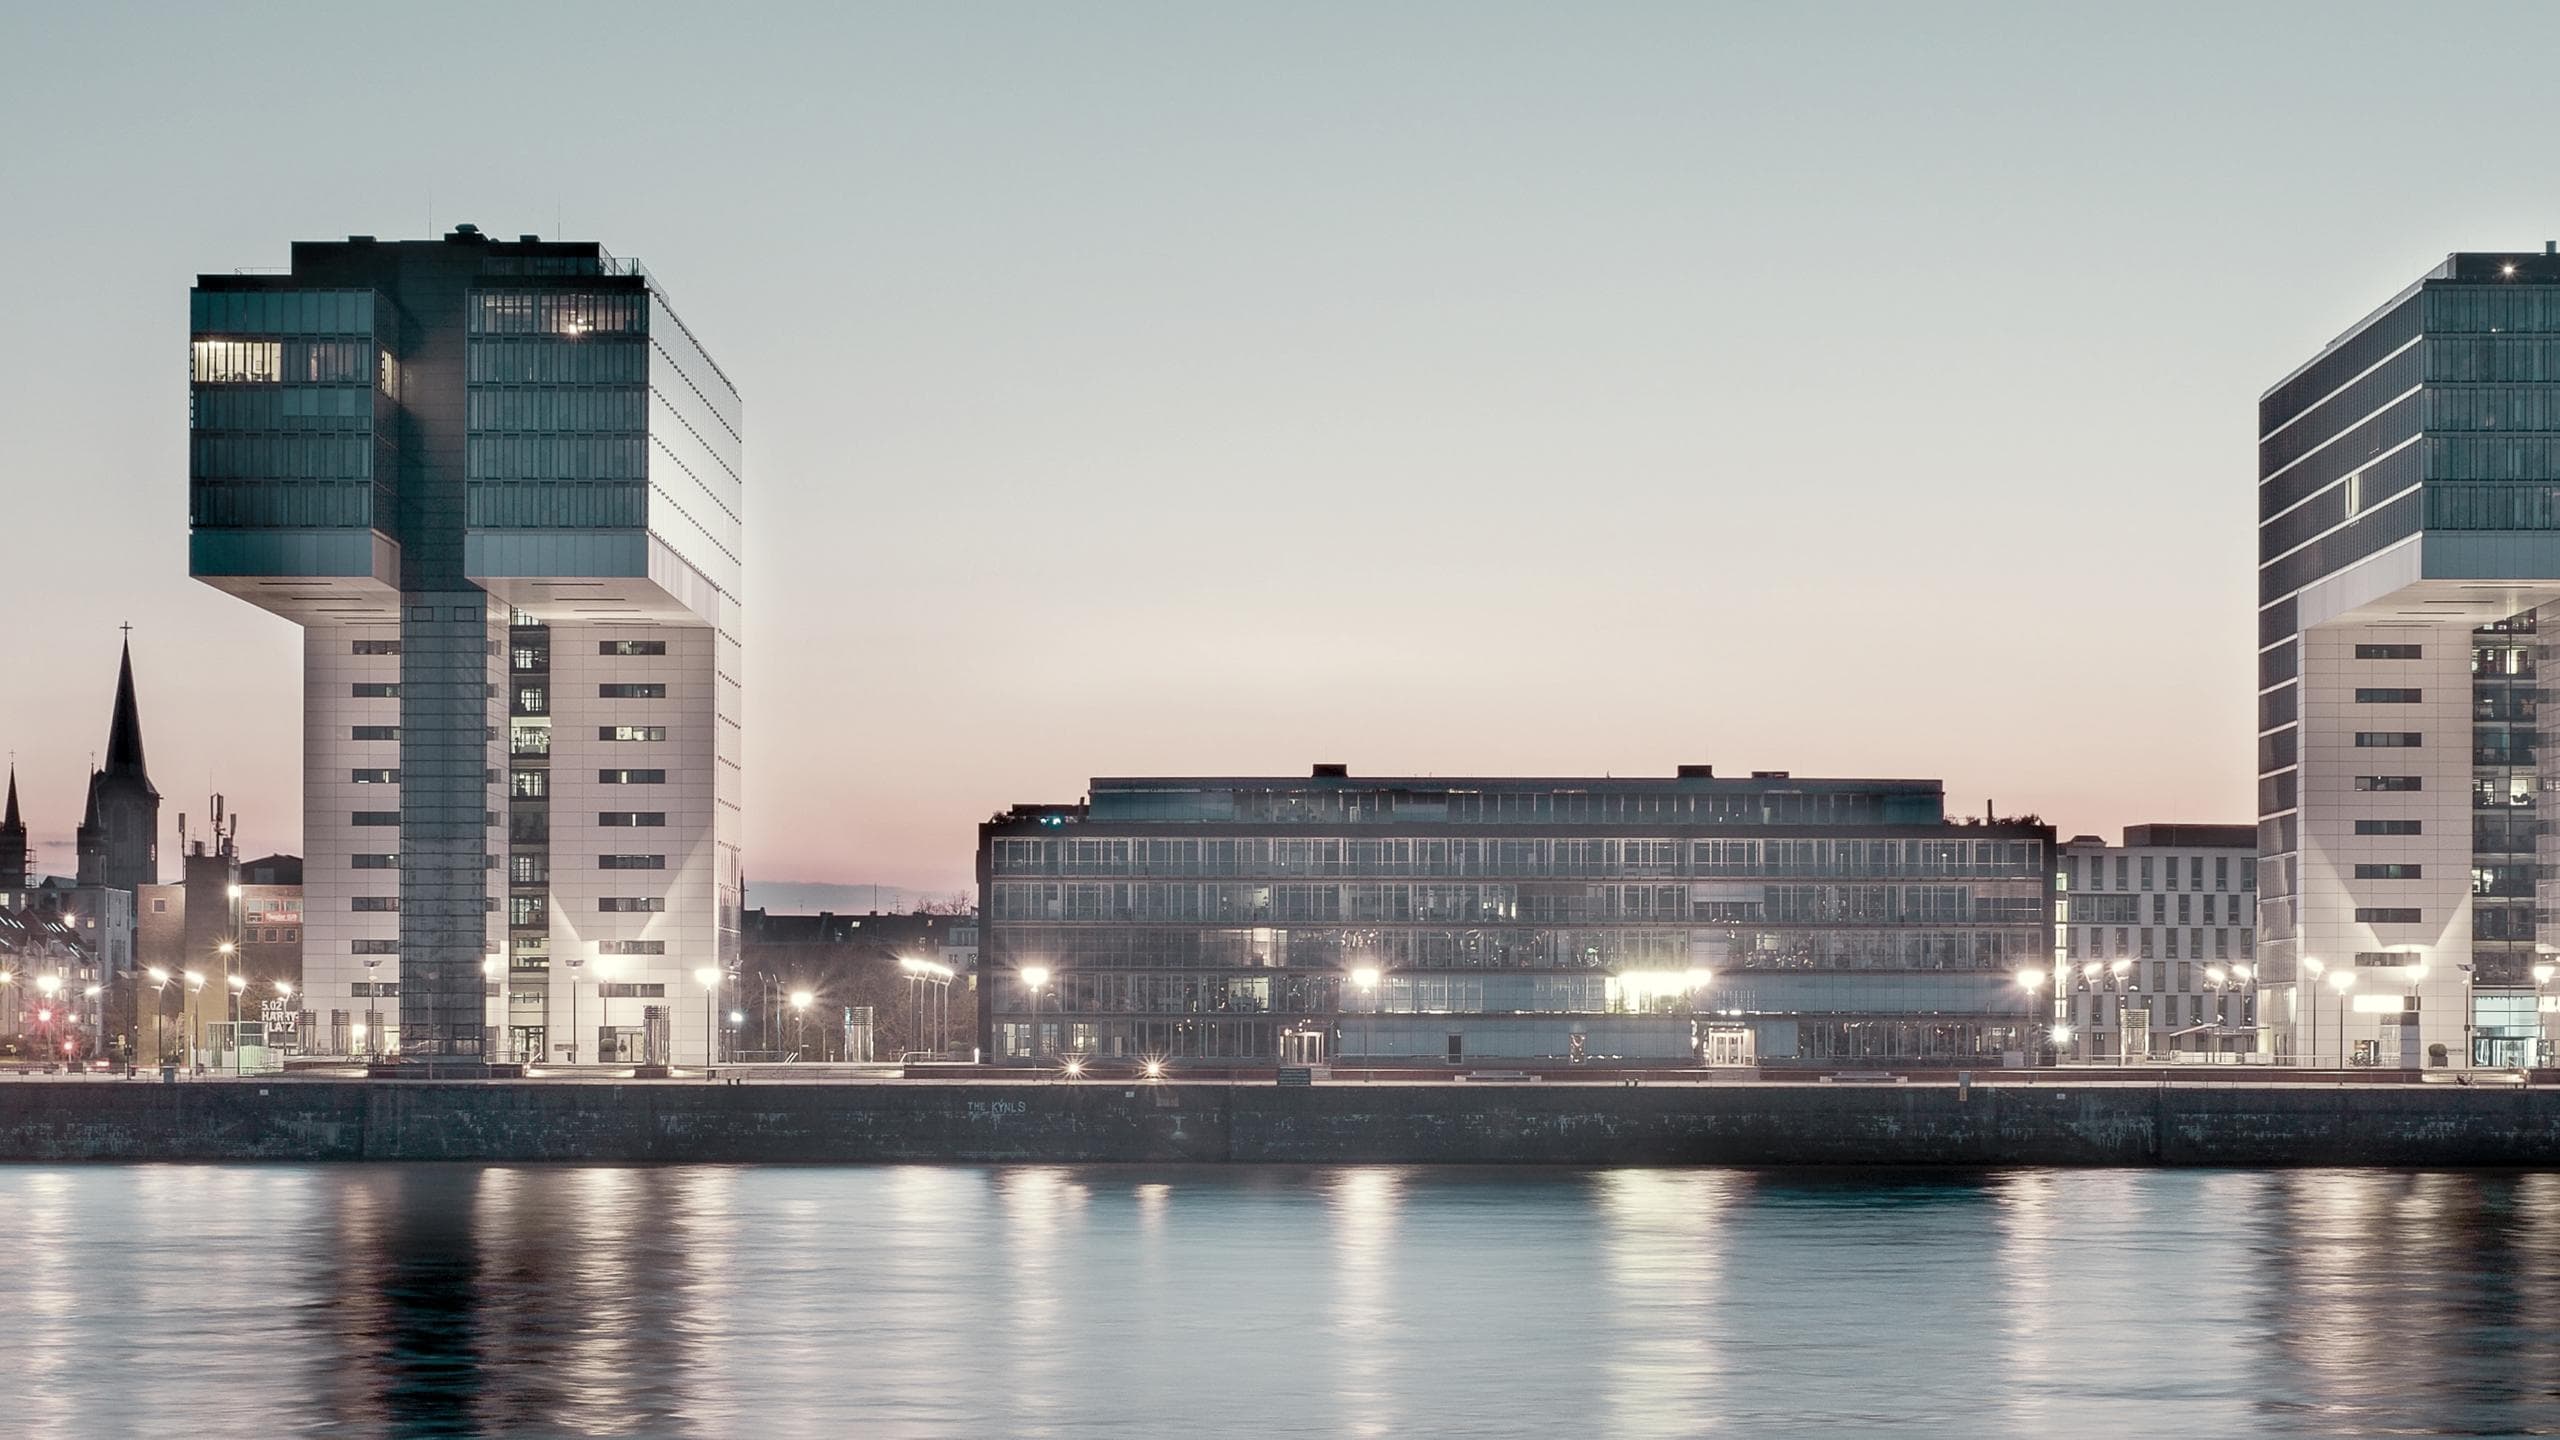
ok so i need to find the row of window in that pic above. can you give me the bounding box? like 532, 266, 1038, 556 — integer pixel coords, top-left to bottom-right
508, 769, 665, 797
2057, 853, 2253, 894
2058, 891, 2251, 925
2355, 776, 2421, 792
2356, 907, 2423, 924
466, 337, 649, 385
190, 479, 374, 529
191, 339, 378, 387
2059, 931, 2257, 964
465, 432, 648, 482
994, 835, 2047, 880
193, 384, 376, 432
598, 898, 665, 912
597, 940, 665, 955
192, 288, 375, 335
2354, 732, 2421, 748
599, 683, 665, 699
2356, 688, 2423, 704
468, 292, 646, 336
2353, 864, 2423, 879
2355, 643, 2423, 660
192, 433, 373, 480
465, 480, 646, 529
466, 386, 646, 433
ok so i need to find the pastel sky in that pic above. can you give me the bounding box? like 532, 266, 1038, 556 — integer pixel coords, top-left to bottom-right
2, 2, 2552, 899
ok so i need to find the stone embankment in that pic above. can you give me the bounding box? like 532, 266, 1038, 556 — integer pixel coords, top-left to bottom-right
0, 1078, 2556, 1165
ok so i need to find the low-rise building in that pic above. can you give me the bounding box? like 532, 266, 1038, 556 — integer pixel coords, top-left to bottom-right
978, 766, 2056, 1068
2054, 825, 2258, 1060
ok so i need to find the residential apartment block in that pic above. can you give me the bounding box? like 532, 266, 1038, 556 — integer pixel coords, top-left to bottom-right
2054, 826, 2257, 1059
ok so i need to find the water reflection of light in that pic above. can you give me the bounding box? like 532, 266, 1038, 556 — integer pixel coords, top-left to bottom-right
1991, 1168, 2060, 1435
1595, 1170, 1729, 1439
1330, 1167, 1407, 1439
997, 1166, 1089, 1434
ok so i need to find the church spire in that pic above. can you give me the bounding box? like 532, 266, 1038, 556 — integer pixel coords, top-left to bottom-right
0, 764, 25, 892
103, 631, 151, 787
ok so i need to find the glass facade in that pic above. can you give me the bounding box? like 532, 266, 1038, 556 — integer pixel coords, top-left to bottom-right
979, 774, 2053, 1067
188, 229, 742, 1068
2259, 252, 2560, 1068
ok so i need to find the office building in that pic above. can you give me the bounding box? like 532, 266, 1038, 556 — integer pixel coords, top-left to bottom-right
188, 227, 743, 1069
2258, 248, 2560, 1068
2054, 826, 2256, 1059
978, 766, 2054, 1067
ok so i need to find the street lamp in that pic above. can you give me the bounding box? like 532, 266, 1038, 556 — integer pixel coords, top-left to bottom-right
226, 973, 247, 1074
2535, 963, 2557, 1069
594, 955, 622, 1065
695, 967, 722, 1067
564, 955, 585, 1066
1020, 965, 1051, 1065
2301, 957, 2327, 1067
2403, 961, 2429, 1070
2328, 970, 2359, 1070
789, 989, 813, 1060
483, 955, 505, 1064
2015, 968, 2047, 1067
183, 970, 206, 1072
1350, 965, 1380, 1079
361, 957, 381, 1062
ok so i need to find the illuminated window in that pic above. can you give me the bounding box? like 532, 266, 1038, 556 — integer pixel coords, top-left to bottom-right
191, 340, 279, 383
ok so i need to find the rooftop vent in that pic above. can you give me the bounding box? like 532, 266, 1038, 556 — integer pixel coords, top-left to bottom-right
519, 234, 541, 244
1676, 764, 1714, 780
1311, 763, 1349, 779
1750, 770, 1790, 780
449, 222, 482, 239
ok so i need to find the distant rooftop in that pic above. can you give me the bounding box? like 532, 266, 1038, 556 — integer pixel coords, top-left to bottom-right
1001, 766, 1976, 829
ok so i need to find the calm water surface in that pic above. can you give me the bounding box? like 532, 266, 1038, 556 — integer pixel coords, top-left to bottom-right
9, 1164, 2560, 1438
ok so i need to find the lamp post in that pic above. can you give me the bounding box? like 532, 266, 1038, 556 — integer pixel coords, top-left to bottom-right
2015, 968, 2047, 1068
727, 1009, 744, 1062
2073, 961, 2102, 1063
2402, 961, 2428, 1071
2329, 970, 2359, 1069
274, 980, 294, 1060
594, 955, 621, 1065
564, 955, 585, 1066
226, 973, 247, 1074
1350, 966, 1380, 1080
483, 955, 504, 1064
2535, 963, 2557, 1070
2301, 957, 2327, 1067
2109, 957, 2134, 1063
695, 967, 722, 1067
183, 971, 206, 1073
361, 957, 381, 1063
789, 990, 813, 1060
1021, 965, 1050, 1065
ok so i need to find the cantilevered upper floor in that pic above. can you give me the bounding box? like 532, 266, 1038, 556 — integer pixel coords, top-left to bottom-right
188, 226, 741, 634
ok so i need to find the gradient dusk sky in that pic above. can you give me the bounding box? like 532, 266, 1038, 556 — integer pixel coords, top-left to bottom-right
2, 2, 2553, 899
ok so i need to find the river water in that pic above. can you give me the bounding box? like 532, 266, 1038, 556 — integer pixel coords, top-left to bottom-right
8, 1165, 2559, 1438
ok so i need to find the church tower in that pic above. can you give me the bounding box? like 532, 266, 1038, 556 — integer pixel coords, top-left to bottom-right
0, 765, 26, 891
75, 637, 160, 892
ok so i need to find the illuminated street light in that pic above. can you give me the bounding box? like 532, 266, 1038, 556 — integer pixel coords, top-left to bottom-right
1020, 966, 1052, 1064
696, 968, 723, 1066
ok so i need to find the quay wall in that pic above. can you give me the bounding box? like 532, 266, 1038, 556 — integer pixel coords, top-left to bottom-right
4, 1080, 2560, 1166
